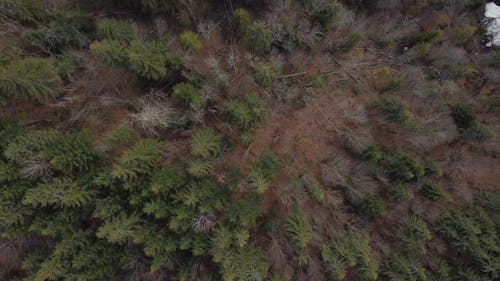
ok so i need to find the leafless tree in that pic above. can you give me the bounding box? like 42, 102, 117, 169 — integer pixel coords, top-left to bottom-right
19, 157, 54, 180
132, 97, 176, 136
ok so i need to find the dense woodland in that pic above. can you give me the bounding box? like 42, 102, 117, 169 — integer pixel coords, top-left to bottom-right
0, 0, 499, 280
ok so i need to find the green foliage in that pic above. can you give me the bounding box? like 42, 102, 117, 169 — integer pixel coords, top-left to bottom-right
179, 31, 203, 52
331, 32, 362, 53
452, 25, 477, 45
222, 95, 269, 131
97, 212, 141, 244
23, 12, 94, 53
374, 97, 416, 129
0, 0, 47, 23
232, 8, 251, 36
22, 178, 95, 208
127, 40, 170, 80
187, 159, 213, 178
30, 231, 121, 281
439, 206, 499, 279
150, 164, 186, 195
111, 139, 163, 181
172, 82, 206, 108
303, 0, 340, 32
364, 146, 424, 183
247, 21, 272, 54
321, 232, 378, 281
96, 18, 136, 42
190, 129, 222, 159
5, 130, 96, 175
0, 57, 63, 103
105, 126, 139, 146
254, 63, 282, 87
216, 245, 270, 281
450, 103, 494, 143
360, 193, 385, 218
227, 195, 262, 229
287, 210, 312, 251
304, 175, 326, 202
89, 39, 128, 67
423, 159, 442, 178
90, 39, 181, 80
422, 182, 450, 202
248, 151, 282, 193
388, 183, 414, 201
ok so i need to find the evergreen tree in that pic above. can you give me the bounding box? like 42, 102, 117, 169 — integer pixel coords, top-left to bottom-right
0, 58, 63, 103
111, 139, 163, 181
190, 129, 222, 159
22, 178, 95, 208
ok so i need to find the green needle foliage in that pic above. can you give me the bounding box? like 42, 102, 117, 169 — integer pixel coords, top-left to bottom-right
222, 95, 269, 131
89, 39, 128, 67
450, 103, 494, 143
421, 182, 451, 202
254, 63, 282, 87
363, 146, 424, 183
360, 193, 385, 218
374, 97, 416, 129
287, 210, 313, 251
321, 232, 378, 281
179, 31, 203, 52
247, 21, 272, 54
97, 212, 141, 244
96, 18, 136, 42
111, 139, 163, 181
232, 8, 251, 36
22, 178, 95, 208
172, 82, 206, 108
0, 0, 47, 23
0, 57, 63, 104
303, 0, 340, 32
190, 128, 222, 159
439, 206, 499, 279
127, 40, 170, 80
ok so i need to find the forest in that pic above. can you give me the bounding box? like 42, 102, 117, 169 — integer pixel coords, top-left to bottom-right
0, 0, 499, 280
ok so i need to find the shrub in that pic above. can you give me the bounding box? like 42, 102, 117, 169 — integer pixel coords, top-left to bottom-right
360, 193, 385, 218
0, 57, 63, 103
364, 147, 424, 183
388, 183, 413, 201
247, 21, 272, 54
96, 18, 136, 42
172, 82, 206, 108
254, 63, 282, 87
179, 31, 202, 52
232, 8, 251, 36
452, 25, 477, 45
190, 129, 222, 159
374, 97, 415, 129
222, 95, 268, 131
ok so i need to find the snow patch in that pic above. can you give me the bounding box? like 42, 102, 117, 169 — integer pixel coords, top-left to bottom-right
485, 2, 500, 47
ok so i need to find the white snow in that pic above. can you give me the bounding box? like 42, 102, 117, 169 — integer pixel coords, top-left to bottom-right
485, 2, 500, 47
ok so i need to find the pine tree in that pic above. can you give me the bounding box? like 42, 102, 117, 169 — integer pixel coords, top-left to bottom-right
190, 128, 222, 159
22, 178, 95, 208
111, 139, 163, 181
126, 40, 169, 80
97, 212, 141, 244
0, 57, 63, 103
96, 18, 136, 42
247, 21, 272, 54
89, 39, 128, 67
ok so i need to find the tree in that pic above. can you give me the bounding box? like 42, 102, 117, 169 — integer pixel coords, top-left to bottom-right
254, 63, 282, 87
374, 97, 416, 129
179, 31, 203, 52
0, 58, 63, 103
247, 21, 272, 54
190, 129, 222, 159
172, 82, 206, 108
222, 95, 269, 131
22, 178, 95, 208
127, 40, 170, 80
97, 212, 141, 244
111, 139, 163, 181
232, 8, 251, 37
89, 39, 128, 67
96, 18, 136, 42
